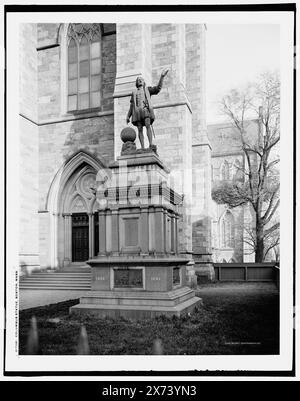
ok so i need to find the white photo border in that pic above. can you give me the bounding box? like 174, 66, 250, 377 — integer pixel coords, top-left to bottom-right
4, 5, 295, 376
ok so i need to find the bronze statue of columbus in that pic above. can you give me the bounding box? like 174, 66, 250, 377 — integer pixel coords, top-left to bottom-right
126, 69, 169, 149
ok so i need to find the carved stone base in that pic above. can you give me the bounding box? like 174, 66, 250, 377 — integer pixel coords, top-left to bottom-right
121, 141, 137, 155
121, 144, 158, 156
70, 150, 200, 320
136, 144, 157, 155
70, 287, 202, 319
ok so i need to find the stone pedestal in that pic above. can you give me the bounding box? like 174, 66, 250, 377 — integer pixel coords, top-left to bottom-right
70, 150, 202, 319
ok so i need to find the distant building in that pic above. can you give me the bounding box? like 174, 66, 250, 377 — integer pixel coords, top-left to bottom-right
208, 120, 279, 263
208, 121, 260, 263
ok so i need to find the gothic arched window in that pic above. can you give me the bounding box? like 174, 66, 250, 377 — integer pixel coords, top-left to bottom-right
233, 159, 244, 181
67, 23, 102, 111
221, 160, 230, 181
221, 211, 235, 248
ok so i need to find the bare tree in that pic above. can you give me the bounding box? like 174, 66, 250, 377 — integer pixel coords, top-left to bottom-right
212, 72, 280, 262
241, 217, 280, 261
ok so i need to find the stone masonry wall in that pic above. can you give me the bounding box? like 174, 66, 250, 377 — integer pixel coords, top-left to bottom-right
151, 24, 193, 254
185, 24, 206, 143
38, 116, 114, 210
186, 25, 214, 275
192, 145, 212, 257
37, 24, 61, 121
19, 24, 39, 274
113, 24, 152, 157
37, 23, 116, 267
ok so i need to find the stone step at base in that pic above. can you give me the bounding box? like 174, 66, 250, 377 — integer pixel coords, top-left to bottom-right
56, 269, 91, 273
80, 293, 193, 307
19, 268, 92, 290
20, 285, 90, 290
61, 265, 91, 272
20, 282, 90, 286
80, 287, 194, 307
20, 281, 90, 290
86, 287, 192, 299
21, 273, 91, 277
20, 278, 91, 282
70, 296, 202, 319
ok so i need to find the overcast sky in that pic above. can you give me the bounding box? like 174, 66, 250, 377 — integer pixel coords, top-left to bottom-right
206, 24, 280, 124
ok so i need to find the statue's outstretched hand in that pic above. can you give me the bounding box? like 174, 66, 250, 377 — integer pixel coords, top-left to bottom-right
161, 68, 169, 78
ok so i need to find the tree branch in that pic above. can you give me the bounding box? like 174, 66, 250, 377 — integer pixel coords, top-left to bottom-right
264, 222, 280, 238
264, 199, 279, 225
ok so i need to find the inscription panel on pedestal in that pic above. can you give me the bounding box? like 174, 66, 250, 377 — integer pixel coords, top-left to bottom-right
124, 218, 138, 246
92, 267, 110, 290
120, 214, 141, 253
113, 267, 143, 288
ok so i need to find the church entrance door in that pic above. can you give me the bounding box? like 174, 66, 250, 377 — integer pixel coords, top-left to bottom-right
72, 213, 89, 262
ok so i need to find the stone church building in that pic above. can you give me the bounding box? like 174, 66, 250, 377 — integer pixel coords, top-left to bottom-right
19, 22, 255, 279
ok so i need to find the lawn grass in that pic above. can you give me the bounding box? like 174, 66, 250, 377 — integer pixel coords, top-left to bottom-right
19, 283, 279, 355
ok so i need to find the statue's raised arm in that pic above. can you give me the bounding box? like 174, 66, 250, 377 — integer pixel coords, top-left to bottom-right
148, 68, 169, 95
161, 68, 169, 78
126, 69, 169, 151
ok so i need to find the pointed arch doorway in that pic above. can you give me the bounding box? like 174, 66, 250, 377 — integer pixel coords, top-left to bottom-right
46, 151, 107, 268
62, 164, 99, 266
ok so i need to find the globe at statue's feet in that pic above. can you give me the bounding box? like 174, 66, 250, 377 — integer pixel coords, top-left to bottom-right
120, 127, 136, 143
120, 127, 158, 156
120, 127, 137, 155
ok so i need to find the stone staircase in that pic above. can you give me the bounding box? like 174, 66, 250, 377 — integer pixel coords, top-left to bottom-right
19, 266, 91, 290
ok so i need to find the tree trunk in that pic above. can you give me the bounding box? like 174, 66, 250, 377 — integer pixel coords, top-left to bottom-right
255, 218, 264, 262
